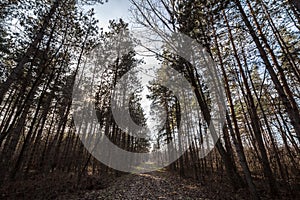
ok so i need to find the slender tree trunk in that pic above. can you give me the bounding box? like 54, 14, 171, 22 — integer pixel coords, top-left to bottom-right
245, 0, 300, 143
184, 60, 244, 189
0, 0, 60, 104
260, 1, 300, 83
225, 6, 278, 194
214, 16, 260, 199
235, 0, 300, 144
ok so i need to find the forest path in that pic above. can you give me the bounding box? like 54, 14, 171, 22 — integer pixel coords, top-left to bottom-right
60, 169, 210, 200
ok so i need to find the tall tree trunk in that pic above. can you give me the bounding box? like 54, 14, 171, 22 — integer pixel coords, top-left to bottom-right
225, 5, 278, 194
245, 0, 300, 143
0, 0, 60, 104
214, 15, 260, 199
185, 60, 244, 189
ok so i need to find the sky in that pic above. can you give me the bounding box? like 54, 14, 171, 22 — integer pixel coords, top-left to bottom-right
85, 0, 132, 31
85, 0, 161, 140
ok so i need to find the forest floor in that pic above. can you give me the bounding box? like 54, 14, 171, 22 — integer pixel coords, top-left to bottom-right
58, 169, 252, 200
1, 169, 298, 199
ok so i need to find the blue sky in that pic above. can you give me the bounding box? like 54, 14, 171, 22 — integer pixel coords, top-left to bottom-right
86, 0, 132, 30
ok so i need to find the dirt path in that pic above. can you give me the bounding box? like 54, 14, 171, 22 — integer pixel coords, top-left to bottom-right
59, 169, 210, 200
